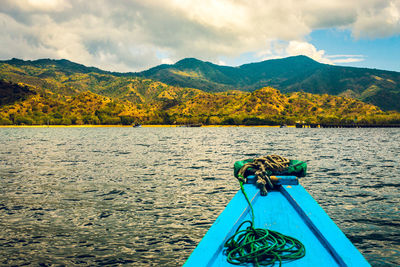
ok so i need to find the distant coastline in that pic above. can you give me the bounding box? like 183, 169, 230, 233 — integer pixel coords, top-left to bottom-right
0, 124, 290, 128
1, 124, 399, 128
1, 60, 400, 129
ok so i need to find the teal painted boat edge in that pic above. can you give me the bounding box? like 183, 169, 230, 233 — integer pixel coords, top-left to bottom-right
281, 185, 370, 266
183, 184, 260, 267
184, 181, 370, 267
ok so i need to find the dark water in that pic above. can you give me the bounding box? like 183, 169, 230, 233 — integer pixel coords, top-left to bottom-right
0, 127, 399, 266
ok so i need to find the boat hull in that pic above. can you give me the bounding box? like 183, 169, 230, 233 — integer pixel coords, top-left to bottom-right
184, 181, 370, 266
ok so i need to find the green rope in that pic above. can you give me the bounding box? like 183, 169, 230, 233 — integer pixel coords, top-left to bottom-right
224, 179, 306, 266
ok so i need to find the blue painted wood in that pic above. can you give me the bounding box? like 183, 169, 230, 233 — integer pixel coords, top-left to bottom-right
184, 180, 370, 267
281, 185, 370, 266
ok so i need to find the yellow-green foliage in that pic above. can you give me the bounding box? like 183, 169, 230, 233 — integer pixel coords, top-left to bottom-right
0, 84, 395, 125
165, 87, 384, 125
0, 90, 148, 125
170, 70, 202, 78
0, 60, 398, 125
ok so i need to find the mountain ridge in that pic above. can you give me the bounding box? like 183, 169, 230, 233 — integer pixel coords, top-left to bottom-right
2, 77, 397, 126
1, 56, 400, 111
137, 55, 400, 111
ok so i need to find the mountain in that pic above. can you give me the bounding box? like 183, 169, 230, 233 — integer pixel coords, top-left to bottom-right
0, 58, 193, 104
166, 87, 389, 125
0, 57, 399, 126
4, 58, 112, 76
138, 56, 400, 111
2, 78, 396, 126
140, 58, 242, 92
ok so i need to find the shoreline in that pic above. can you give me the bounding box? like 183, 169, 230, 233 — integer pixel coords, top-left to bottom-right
1, 124, 399, 128
0, 124, 292, 128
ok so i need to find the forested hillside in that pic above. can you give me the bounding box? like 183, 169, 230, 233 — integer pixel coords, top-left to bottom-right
0, 58, 399, 125
139, 56, 400, 111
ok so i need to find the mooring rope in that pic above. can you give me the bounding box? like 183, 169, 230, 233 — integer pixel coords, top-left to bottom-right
237, 155, 290, 196
224, 157, 306, 267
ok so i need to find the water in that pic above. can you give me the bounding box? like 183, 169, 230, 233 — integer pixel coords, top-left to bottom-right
0, 127, 399, 266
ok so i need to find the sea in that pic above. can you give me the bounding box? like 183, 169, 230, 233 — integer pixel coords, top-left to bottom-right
0, 126, 399, 266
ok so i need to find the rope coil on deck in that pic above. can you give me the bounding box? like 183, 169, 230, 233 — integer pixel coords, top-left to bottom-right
225, 155, 306, 266
224, 220, 306, 266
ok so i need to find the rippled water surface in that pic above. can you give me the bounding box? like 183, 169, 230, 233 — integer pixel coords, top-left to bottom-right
0, 127, 399, 266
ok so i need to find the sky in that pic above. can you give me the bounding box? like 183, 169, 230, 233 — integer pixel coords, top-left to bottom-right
0, 0, 399, 72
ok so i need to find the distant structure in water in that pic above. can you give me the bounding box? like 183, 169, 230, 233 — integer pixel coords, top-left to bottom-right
295, 123, 400, 128
184, 124, 202, 127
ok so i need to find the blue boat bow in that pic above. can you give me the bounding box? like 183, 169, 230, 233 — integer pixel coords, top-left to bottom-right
184, 178, 370, 266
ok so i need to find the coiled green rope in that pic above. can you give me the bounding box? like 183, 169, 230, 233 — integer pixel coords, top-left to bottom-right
224, 180, 306, 266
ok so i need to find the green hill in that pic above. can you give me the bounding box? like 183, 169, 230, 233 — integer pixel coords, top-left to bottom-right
0, 58, 203, 105
0, 57, 399, 126
138, 56, 400, 111
139, 58, 241, 92
1, 78, 399, 126
165, 87, 395, 125
2, 56, 399, 111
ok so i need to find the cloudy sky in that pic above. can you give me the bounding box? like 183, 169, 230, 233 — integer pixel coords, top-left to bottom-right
1, 0, 399, 72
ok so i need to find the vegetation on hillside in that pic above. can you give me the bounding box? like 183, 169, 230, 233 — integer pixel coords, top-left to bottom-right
165, 87, 399, 125
139, 56, 400, 111
1, 78, 399, 126
0, 58, 399, 126
2, 56, 400, 113
0, 87, 142, 125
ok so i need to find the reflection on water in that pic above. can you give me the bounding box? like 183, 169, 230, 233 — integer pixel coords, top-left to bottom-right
0, 127, 399, 266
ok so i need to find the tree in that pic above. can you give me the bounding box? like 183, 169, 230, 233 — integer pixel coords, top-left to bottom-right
119, 116, 135, 125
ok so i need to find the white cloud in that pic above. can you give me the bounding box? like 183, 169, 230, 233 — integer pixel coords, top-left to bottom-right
330, 57, 365, 63
161, 58, 174, 65
12, 0, 72, 12
249, 41, 366, 66
286, 41, 332, 64
352, 0, 400, 38
218, 60, 227, 66
326, 54, 366, 64
250, 40, 332, 64
0, 0, 397, 71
